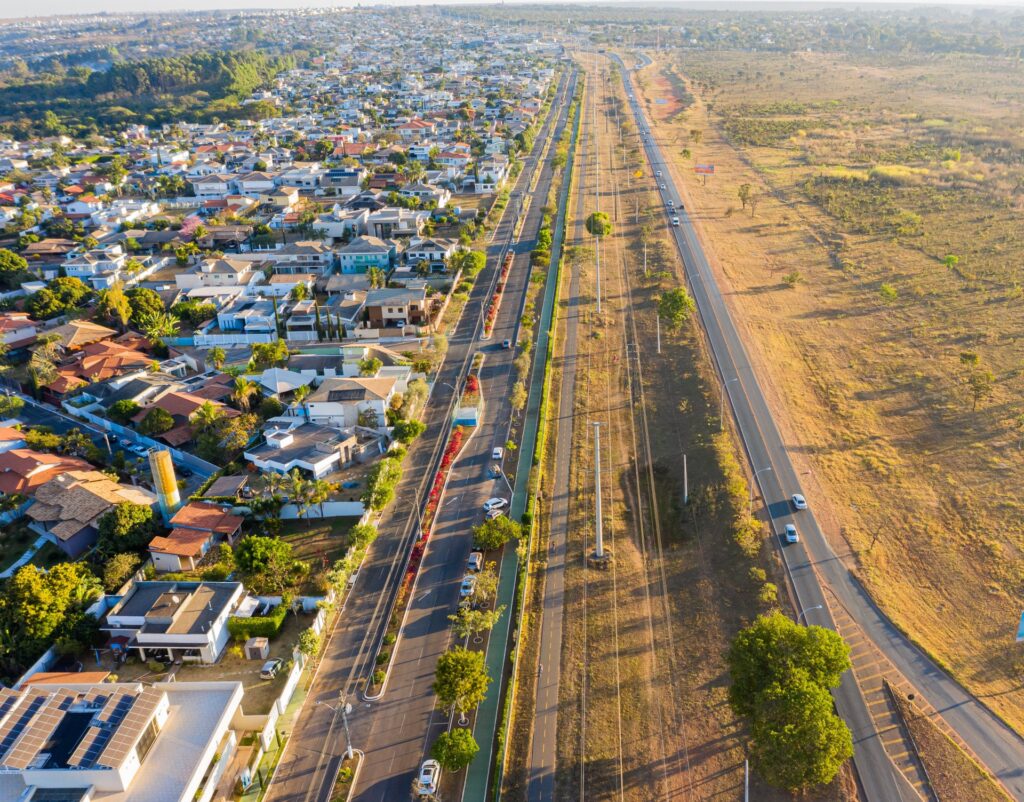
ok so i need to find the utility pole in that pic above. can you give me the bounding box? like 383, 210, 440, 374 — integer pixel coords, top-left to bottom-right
656, 314, 661, 354
595, 236, 601, 314
744, 759, 749, 802
683, 454, 688, 505
592, 422, 604, 560
643, 241, 647, 277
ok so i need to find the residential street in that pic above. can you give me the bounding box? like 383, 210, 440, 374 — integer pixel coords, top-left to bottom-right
262, 68, 574, 802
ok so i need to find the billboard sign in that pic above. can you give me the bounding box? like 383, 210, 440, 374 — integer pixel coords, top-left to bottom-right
694, 164, 715, 175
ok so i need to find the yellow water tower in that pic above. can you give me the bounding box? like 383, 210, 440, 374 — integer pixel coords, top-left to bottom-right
148, 448, 182, 522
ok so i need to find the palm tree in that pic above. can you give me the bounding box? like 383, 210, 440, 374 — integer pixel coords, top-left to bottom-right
208, 346, 227, 371
311, 479, 335, 518
367, 266, 386, 289
289, 469, 311, 520
191, 401, 224, 433
293, 384, 311, 419
140, 311, 180, 345
265, 471, 285, 499
231, 376, 259, 413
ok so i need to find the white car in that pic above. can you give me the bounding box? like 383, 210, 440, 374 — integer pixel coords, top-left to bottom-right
660, 183, 667, 190
468, 551, 483, 571
671, 216, 680, 226
492, 447, 504, 460
483, 497, 508, 511
784, 524, 799, 544
417, 759, 441, 795
460, 574, 477, 598
791, 494, 808, 510
655, 170, 662, 177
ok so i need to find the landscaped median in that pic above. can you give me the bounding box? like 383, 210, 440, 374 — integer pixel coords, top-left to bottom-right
483, 253, 513, 339
364, 421, 472, 697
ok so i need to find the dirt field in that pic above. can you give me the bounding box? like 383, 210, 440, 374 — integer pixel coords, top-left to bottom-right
534, 53, 855, 801
632, 48, 1024, 734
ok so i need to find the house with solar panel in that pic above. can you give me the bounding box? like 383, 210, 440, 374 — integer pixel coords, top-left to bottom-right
0, 679, 243, 802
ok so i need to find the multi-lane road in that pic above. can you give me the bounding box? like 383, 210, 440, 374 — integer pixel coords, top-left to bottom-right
263, 68, 576, 802
615, 52, 1024, 801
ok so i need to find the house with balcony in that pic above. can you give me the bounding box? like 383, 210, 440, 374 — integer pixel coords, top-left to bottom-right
337, 235, 395, 274
364, 287, 430, 328
305, 376, 397, 428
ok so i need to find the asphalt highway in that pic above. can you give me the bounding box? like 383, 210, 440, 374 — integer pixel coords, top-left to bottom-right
262, 68, 575, 802
613, 54, 917, 802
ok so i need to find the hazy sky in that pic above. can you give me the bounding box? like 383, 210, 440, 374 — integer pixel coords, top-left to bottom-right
3, 0, 1024, 20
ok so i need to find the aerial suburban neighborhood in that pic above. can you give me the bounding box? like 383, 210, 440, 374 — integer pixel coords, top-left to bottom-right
0, 3, 1022, 802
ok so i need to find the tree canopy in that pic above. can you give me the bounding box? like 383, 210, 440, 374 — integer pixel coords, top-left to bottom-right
432, 646, 490, 715
585, 211, 612, 237
472, 516, 521, 551
431, 728, 479, 772
25, 277, 92, 319
657, 287, 696, 331
97, 502, 159, 556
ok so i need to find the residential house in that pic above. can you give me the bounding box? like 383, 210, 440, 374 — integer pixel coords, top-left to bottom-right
0, 680, 244, 802
305, 376, 397, 428
190, 174, 235, 200
337, 235, 396, 274
47, 320, 118, 353
398, 182, 451, 208
26, 469, 157, 558
404, 237, 460, 271
103, 580, 247, 664
284, 299, 320, 341
175, 257, 262, 291
131, 389, 238, 447
0, 312, 37, 348
244, 423, 359, 479
366, 207, 428, 239
62, 244, 129, 289
364, 286, 430, 327
148, 502, 243, 573
234, 171, 277, 198
0, 449, 92, 496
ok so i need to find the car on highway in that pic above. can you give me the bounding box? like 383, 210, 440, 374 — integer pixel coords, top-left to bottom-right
660, 183, 667, 190
502, 339, 512, 349
468, 551, 483, 572
492, 446, 504, 460
671, 216, 680, 226
417, 760, 441, 795
784, 524, 799, 544
483, 497, 508, 511
460, 574, 477, 598
260, 658, 283, 680
667, 199, 674, 207
655, 170, 662, 177
791, 493, 808, 510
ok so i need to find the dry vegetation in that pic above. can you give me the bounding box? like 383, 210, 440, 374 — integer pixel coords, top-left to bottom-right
541, 54, 854, 801
633, 48, 1024, 730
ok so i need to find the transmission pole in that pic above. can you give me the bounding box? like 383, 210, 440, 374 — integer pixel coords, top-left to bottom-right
593, 422, 604, 560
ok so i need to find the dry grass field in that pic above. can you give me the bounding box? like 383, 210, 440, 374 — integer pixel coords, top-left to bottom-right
633, 49, 1024, 731
535, 54, 856, 801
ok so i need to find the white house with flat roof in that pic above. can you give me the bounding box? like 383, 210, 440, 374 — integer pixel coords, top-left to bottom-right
0, 680, 243, 802
102, 581, 246, 665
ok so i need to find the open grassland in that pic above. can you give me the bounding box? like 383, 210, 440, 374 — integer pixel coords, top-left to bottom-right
549, 53, 854, 801
634, 48, 1024, 731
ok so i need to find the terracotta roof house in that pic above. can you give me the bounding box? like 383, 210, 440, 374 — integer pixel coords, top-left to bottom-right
149, 502, 243, 573
132, 390, 238, 447
47, 320, 118, 352
0, 448, 91, 496
0, 312, 38, 348
0, 427, 27, 451
73, 340, 154, 382
26, 469, 157, 558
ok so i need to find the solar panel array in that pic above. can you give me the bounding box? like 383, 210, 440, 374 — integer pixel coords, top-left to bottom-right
69, 690, 135, 769
0, 691, 48, 763
96, 688, 162, 768
3, 688, 77, 770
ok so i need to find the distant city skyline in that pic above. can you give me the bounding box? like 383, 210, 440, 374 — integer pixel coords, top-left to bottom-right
4, 0, 1024, 22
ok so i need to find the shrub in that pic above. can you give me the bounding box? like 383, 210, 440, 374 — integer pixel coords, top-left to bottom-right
227, 604, 288, 641
376, 650, 390, 666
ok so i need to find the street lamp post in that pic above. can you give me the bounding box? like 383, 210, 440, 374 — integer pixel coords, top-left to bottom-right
316, 696, 354, 760
797, 604, 823, 625
750, 467, 772, 516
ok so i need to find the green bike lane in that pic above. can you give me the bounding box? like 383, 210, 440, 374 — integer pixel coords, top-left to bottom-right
463, 69, 582, 802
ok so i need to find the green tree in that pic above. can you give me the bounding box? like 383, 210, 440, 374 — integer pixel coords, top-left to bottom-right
298, 627, 320, 657
25, 277, 91, 319
4, 562, 99, 644
738, 183, 752, 210
139, 311, 180, 345
393, 418, 426, 444
657, 287, 696, 330
968, 369, 995, 411
108, 399, 140, 425
366, 266, 387, 289
472, 517, 521, 551
231, 376, 259, 413
102, 553, 142, 592
448, 604, 505, 640
0, 395, 24, 418
510, 381, 527, 412
138, 407, 174, 436
358, 357, 382, 377
726, 612, 850, 720
0, 248, 30, 290
430, 728, 479, 772
96, 502, 158, 555
585, 211, 612, 237
125, 286, 165, 325
362, 456, 403, 511
234, 535, 296, 592
432, 646, 490, 717
97, 280, 132, 330
208, 346, 227, 370
191, 401, 224, 433
750, 673, 853, 791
